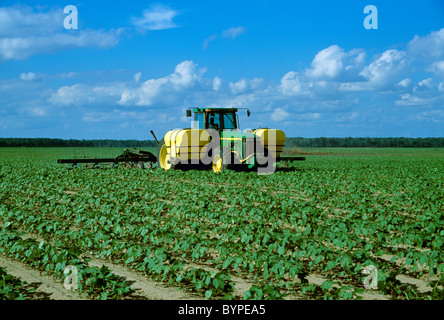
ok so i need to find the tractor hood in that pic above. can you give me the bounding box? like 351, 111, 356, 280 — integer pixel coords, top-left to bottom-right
220, 130, 257, 140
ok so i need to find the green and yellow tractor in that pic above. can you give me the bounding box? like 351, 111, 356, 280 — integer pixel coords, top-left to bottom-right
155, 107, 287, 173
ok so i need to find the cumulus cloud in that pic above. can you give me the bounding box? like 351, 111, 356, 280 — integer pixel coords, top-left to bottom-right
395, 77, 443, 107
212, 76, 222, 91
48, 83, 125, 107
131, 4, 179, 31
0, 6, 60, 37
360, 49, 407, 83
169, 60, 206, 89
47, 61, 208, 108
408, 28, 444, 60
0, 6, 122, 61
340, 49, 407, 91
305, 45, 366, 81
271, 107, 289, 121
280, 45, 367, 99
306, 45, 345, 79
280, 71, 310, 96
429, 60, 444, 78
118, 60, 206, 106
229, 79, 248, 94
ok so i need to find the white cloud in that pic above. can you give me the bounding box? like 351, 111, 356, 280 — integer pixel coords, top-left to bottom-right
415, 78, 433, 91
118, 60, 206, 106
20, 72, 39, 81
229, 79, 248, 94
306, 45, 344, 79
397, 78, 412, 88
280, 45, 367, 98
0, 6, 122, 61
47, 61, 207, 108
131, 4, 178, 31
395, 93, 439, 107
228, 77, 266, 95
280, 71, 310, 96
271, 107, 289, 121
203, 26, 246, 49
429, 60, 444, 78
0, 6, 60, 37
341, 49, 407, 91
412, 110, 444, 123
305, 45, 366, 81
22, 106, 47, 117
134, 72, 142, 83
203, 34, 218, 50
408, 28, 444, 60
212, 76, 222, 91
360, 49, 407, 82
169, 60, 205, 89
221, 26, 246, 39
48, 83, 124, 107
119, 77, 168, 106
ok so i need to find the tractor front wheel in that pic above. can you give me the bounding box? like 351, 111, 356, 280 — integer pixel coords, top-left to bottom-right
157, 140, 176, 170
212, 148, 226, 173
212, 155, 223, 173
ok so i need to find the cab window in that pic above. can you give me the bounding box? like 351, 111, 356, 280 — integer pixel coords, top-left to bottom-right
223, 113, 236, 130
208, 113, 221, 130
192, 112, 204, 129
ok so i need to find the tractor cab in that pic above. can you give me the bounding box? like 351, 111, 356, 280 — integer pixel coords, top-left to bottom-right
187, 108, 249, 131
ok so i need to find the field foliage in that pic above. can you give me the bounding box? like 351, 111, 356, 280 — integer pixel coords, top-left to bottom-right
0, 147, 443, 300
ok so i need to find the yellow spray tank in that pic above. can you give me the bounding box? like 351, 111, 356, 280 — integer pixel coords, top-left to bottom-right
253, 129, 286, 159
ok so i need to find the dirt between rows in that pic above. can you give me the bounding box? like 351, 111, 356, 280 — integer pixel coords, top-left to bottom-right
0, 229, 436, 300
0, 253, 391, 300
0, 255, 84, 300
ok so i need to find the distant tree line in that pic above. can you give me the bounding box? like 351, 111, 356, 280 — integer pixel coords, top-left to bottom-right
0, 137, 443, 148
285, 137, 444, 148
0, 138, 157, 148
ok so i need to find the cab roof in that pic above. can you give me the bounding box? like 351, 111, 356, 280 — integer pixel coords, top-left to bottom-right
192, 107, 238, 113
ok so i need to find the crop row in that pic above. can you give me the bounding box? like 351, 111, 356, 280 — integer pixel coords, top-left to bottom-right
0, 264, 34, 300
0, 225, 134, 299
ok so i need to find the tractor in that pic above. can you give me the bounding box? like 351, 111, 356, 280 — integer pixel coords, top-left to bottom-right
57, 107, 304, 172
155, 107, 286, 174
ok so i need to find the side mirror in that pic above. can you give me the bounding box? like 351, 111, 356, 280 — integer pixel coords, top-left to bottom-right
186, 110, 192, 117
247, 110, 250, 117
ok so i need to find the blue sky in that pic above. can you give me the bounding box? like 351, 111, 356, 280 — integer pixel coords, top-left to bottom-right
1, 0, 443, 139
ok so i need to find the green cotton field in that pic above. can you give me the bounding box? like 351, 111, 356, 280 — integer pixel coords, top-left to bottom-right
0, 147, 443, 300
